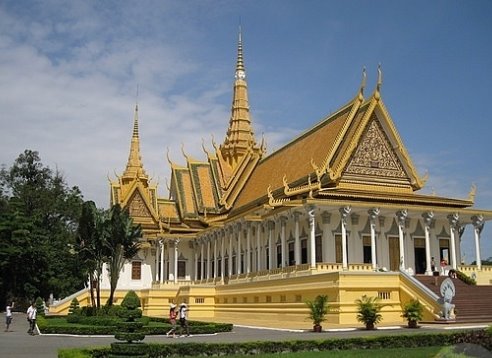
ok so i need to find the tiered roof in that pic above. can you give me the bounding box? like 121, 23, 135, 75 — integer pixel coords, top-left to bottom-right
110, 33, 490, 240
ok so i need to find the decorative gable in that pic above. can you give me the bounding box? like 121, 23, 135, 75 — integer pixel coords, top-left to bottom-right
344, 115, 407, 180
128, 190, 154, 218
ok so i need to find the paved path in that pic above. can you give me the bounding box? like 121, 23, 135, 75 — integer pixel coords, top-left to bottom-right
1, 312, 491, 357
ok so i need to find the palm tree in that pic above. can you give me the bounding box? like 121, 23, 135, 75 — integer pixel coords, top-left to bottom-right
104, 204, 142, 306
76, 201, 106, 308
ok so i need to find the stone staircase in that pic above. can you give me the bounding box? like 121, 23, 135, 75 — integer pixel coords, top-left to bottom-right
415, 275, 492, 323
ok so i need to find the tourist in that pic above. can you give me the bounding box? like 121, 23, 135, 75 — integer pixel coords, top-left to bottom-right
5, 301, 14, 332
26, 303, 37, 335
431, 257, 436, 272
448, 269, 457, 279
166, 303, 177, 338
440, 258, 448, 275
178, 303, 190, 337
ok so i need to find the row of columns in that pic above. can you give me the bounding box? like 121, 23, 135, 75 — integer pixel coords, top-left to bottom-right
154, 208, 486, 282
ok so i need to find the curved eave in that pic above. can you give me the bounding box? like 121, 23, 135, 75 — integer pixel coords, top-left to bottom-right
317, 189, 473, 208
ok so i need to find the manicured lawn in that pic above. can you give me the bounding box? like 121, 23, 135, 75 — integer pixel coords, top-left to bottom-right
59, 346, 457, 358
227, 346, 455, 357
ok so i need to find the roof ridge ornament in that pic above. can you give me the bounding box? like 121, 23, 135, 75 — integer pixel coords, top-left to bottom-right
375, 63, 383, 100
358, 66, 367, 101
180, 142, 190, 161
166, 147, 174, 166
468, 183, 477, 202
267, 185, 292, 208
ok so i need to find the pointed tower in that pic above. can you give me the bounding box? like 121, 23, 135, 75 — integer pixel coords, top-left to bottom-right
110, 104, 159, 215
219, 28, 260, 169
121, 104, 148, 186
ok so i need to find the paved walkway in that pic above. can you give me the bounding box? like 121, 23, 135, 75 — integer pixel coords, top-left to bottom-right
1, 312, 491, 357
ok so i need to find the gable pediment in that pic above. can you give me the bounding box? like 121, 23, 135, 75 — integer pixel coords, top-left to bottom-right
332, 97, 424, 192
344, 116, 408, 180
127, 189, 157, 223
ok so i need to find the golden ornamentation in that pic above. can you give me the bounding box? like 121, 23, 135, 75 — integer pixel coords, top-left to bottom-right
345, 117, 407, 179
129, 191, 152, 218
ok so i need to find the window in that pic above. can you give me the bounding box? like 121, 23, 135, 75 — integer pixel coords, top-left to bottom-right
178, 261, 186, 279
131, 261, 141, 280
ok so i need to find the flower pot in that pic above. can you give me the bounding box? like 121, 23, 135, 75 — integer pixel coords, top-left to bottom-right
407, 320, 418, 328
313, 324, 322, 332
365, 322, 375, 330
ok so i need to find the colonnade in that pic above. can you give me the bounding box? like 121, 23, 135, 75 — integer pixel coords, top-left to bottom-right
152, 207, 486, 283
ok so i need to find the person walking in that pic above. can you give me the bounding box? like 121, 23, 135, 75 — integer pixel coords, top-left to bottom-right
26, 303, 37, 335
178, 303, 190, 337
5, 302, 14, 332
166, 304, 177, 338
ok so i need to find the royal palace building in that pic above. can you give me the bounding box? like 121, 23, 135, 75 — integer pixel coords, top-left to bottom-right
52, 32, 492, 328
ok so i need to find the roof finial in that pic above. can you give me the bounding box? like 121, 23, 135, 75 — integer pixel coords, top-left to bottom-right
235, 26, 245, 80
359, 66, 367, 100
132, 102, 139, 138
377, 63, 383, 92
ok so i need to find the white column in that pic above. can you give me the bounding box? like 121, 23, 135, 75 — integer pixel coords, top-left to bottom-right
193, 242, 198, 281
472, 215, 484, 270
447, 213, 459, 270
173, 239, 179, 283
200, 240, 205, 280
308, 206, 317, 268
159, 240, 164, 283
213, 234, 218, 279
220, 230, 225, 279
280, 217, 287, 268
422, 212, 434, 275
396, 210, 407, 270
256, 223, 262, 271
246, 223, 251, 273
228, 228, 233, 276
268, 221, 274, 270
368, 208, 380, 270
339, 206, 351, 270
206, 237, 211, 279
294, 212, 301, 265
236, 224, 242, 275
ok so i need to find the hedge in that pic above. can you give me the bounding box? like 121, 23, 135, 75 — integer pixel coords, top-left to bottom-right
84, 329, 491, 358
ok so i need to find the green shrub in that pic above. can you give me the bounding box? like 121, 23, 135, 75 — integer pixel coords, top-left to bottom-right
35, 296, 45, 316
68, 298, 80, 315
456, 270, 477, 285
121, 290, 141, 310
75, 329, 491, 357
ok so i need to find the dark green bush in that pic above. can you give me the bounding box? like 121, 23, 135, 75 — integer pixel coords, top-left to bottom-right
79, 329, 491, 357
456, 270, 477, 285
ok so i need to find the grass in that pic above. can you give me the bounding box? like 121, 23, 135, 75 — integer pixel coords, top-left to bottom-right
59, 345, 475, 358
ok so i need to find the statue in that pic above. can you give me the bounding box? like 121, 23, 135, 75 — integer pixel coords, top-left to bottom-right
439, 278, 456, 320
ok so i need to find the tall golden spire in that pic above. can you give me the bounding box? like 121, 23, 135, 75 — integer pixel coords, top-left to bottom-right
220, 27, 258, 169
122, 104, 147, 182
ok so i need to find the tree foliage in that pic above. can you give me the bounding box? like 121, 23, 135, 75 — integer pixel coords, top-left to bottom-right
0, 150, 85, 306
76, 201, 106, 308
104, 204, 142, 306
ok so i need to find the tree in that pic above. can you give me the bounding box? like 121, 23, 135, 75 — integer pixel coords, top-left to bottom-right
0, 150, 85, 306
104, 204, 142, 306
76, 201, 107, 308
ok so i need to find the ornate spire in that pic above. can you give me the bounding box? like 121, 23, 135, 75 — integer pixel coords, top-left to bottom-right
235, 27, 245, 80
220, 27, 259, 169
123, 104, 147, 181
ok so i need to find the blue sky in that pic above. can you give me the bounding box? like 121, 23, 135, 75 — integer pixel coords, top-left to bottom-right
0, 0, 491, 261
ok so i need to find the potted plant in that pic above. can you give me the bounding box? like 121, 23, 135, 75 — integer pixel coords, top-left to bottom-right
402, 299, 424, 328
355, 295, 385, 330
305, 295, 329, 332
